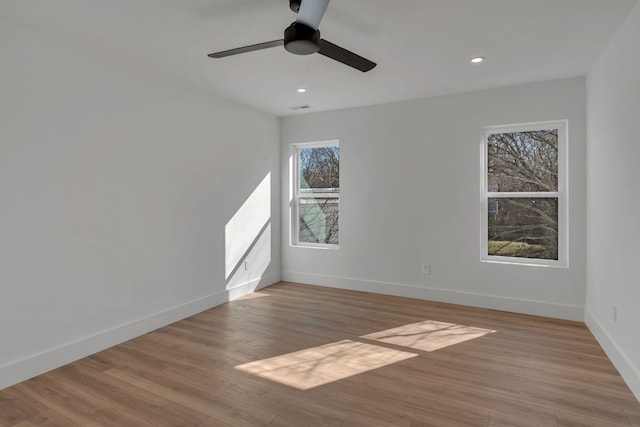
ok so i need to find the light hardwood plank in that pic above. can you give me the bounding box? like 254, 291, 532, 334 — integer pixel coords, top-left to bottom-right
1, 282, 638, 426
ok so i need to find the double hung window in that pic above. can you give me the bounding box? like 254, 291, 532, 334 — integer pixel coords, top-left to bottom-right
482, 121, 567, 266
293, 141, 340, 248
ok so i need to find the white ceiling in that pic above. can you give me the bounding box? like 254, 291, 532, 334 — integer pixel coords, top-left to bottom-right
1, 0, 637, 116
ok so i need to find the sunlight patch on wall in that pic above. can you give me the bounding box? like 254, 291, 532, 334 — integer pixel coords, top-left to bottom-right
225, 173, 271, 279
235, 339, 417, 390
226, 222, 271, 292
361, 320, 496, 352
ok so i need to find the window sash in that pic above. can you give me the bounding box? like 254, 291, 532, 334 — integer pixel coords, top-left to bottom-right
487, 192, 559, 198
297, 192, 340, 198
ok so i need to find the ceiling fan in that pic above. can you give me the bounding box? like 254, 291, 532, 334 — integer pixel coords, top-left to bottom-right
208, 0, 376, 72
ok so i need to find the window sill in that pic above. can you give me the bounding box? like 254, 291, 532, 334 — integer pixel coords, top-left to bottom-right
292, 243, 340, 250
481, 257, 568, 269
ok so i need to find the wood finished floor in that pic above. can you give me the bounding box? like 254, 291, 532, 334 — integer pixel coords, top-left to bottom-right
1, 282, 639, 426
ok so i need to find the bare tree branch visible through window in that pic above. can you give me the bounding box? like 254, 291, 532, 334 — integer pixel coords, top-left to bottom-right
487, 129, 559, 260
297, 145, 339, 245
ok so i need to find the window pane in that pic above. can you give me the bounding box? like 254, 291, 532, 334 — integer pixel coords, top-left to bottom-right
299, 198, 339, 245
299, 146, 340, 193
488, 198, 558, 260
488, 129, 558, 192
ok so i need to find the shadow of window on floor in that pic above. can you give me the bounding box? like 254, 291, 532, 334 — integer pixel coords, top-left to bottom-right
235, 339, 417, 390
361, 320, 496, 352
235, 320, 496, 390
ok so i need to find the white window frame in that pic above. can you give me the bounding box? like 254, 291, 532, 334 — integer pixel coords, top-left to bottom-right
291, 140, 340, 249
481, 120, 568, 267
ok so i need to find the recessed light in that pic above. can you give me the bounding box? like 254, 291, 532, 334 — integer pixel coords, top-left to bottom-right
297, 88, 307, 93
471, 57, 485, 64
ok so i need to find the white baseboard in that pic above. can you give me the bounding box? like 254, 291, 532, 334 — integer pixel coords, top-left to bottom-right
0, 273, 279, 391
282, 271, 584, 321
585, 308, 640, 402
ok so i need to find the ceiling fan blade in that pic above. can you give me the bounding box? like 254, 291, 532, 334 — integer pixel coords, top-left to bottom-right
296, 0, 330, 30
318, 39, 376, 72
208, 39, 283, 58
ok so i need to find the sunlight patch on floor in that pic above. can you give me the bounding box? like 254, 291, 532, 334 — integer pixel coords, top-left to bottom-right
234, 292, 270, 300
361, 320, 496, 352
235, 339, 417, 390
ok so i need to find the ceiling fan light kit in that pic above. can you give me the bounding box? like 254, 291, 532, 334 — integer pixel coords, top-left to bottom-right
208, 0, 376, 72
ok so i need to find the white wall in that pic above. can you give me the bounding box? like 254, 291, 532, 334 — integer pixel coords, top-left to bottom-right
586, 2, 640, 401
0, 18, 280, 389
281, 78, 586, 321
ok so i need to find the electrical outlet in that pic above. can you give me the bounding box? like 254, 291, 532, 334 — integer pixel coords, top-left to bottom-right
244, 260, 249, 271
612, 305, 617, 322
422, 264, 431, 275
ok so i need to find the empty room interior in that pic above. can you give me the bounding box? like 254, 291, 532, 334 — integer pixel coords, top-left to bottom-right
1, 0, 640, 425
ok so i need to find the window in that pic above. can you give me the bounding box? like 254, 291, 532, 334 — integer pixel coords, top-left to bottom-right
293, 141, 340, 247
481, 121, 567, 266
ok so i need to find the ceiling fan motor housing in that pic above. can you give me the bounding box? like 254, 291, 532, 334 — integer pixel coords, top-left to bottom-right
284, 22, 320, 55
